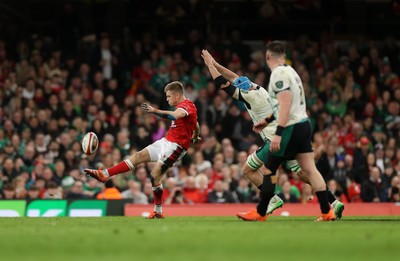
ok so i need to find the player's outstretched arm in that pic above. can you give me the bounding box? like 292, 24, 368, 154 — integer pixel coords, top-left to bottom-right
142, 103, 187, 120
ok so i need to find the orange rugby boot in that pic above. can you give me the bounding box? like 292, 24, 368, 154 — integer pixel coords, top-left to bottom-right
315, 209, 336, 222
237, 209, 267, 222
147, 211, 165, 219
84, 167, 108, 183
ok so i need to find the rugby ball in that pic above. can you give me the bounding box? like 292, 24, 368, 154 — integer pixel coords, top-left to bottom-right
82, 132, 99, 155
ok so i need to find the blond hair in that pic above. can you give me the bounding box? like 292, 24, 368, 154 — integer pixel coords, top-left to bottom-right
164, 81, 184, 94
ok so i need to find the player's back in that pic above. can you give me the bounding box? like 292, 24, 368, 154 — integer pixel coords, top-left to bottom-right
165, 99, 197, 150
268, 65, 308, 126
239, 84, 277, 141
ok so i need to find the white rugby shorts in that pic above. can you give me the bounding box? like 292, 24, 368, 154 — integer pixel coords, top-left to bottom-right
146, 138, 187, 167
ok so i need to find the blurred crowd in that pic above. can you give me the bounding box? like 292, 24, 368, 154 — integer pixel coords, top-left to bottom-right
0, 28, 399, 204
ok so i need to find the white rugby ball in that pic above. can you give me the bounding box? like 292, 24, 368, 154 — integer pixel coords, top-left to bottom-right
82, 132, 99, 155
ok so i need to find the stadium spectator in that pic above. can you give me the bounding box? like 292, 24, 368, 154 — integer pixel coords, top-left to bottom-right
26, 185, 40, 200
83, 177, 102, 198
13, 175, 27, 199
233, 177, 252, 203
165, 186, 192, 204
96, 180, 122, 200
121, 180, 148, 204
207, 180, 237, 203
353, 137, 371, 183
2, 184, 16, 199
277, 181, 300, 203
301, 184, 317, 204
0, 8, 399, 206
142, 181, 154, 203
43, 181, 63, 199
389, 176, 400, 202
361, 167, 386, 202
91, 36, 115, 80
327, 179, 348, 203
66, 180, 90, 199
182, 176, 208, 203
275, 173, 301, 200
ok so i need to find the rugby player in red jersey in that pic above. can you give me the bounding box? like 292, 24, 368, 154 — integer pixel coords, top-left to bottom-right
85, 81, 200, 219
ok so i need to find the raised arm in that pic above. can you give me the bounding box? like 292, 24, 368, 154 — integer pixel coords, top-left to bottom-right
201, 49, 239, 99
212, 61, 239, 83
141, 103, 187, 120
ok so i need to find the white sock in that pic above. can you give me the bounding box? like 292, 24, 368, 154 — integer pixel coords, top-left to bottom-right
154, 205, 162, 214
331, 199, 338, 207
152, 183, 163, 191
103, 169, 110, 177
124, 159, 135, 170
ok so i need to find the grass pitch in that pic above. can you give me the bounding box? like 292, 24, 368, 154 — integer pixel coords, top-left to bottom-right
0, 216, 399, 261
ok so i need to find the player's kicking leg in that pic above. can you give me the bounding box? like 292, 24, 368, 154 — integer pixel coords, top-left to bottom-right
84, 148, 150, 182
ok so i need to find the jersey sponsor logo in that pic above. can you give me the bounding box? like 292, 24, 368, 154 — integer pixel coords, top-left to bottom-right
275, 81, 283, 89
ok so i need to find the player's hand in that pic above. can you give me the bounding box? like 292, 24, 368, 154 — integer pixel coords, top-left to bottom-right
201, 49, 214, 67
192, 136, 202, 144
253, 119, 267, 133
141, 103, 155, 113
270, 135, 282, 152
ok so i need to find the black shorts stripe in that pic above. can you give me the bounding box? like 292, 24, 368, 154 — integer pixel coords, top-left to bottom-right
164, 146, 183, 167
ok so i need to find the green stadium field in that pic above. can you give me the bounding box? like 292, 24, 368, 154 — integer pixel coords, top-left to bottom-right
1, 216, 399, 261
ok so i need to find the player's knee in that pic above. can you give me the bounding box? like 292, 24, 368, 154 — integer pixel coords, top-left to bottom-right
259, 165, 272, 175
129, 152, 140, 164
132, 149, 150, 163
242, 164, 252, 177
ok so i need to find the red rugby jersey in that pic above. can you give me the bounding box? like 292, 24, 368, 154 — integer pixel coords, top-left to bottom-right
165, 99, 198, 150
